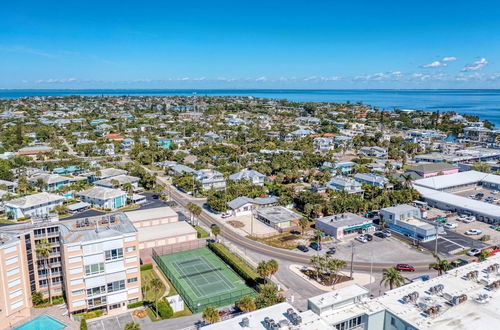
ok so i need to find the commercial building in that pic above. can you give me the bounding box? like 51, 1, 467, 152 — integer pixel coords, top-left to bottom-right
316, 213, 375, 240
255, 206, 302, 232
202, 302, 332, 330
306, 253, 500, 330
4, 192, 65, 220
380, 204, 442, 242
413, 170, 500, 192
227, 196, 278, 216
405, 163, 459, 178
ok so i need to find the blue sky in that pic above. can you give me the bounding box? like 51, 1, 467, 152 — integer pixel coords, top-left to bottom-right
1, 0, 499, 89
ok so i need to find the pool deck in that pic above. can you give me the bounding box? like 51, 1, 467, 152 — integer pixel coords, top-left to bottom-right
11, 306, 79, 330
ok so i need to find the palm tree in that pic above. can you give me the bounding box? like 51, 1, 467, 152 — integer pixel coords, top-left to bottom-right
299, 217, 309, 234
237, 295, 256, 312
380, 267, 405, 290
124, 321, 141, 330
190, 203, 202, 226
401, 173, 413, 189
267, 259, 279, 279
326, 258, 347, 284
123, 183, 134, 197
149, 278, 163, 318
110, 179, 120, 188
35, 239, 53, 304
428, 253, 452, 276
211, 225, 221, 240
202, 305, 220, 324
18, 175, 29, 195
257, 260, 271, 283
478, 250, 489, 261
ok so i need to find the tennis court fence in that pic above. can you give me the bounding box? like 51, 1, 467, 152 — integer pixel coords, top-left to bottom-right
152, 248, 255, 313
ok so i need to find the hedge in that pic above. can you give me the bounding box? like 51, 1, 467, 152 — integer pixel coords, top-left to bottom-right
208, 242, 260, 286
140, 264, 153, 271
127, 301, 145, 309
157, 300, 173, 319
80, 319, 88, 330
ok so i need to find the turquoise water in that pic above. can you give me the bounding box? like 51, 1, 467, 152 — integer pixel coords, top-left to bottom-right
14, 315, 67, 330
0, 89, 499, 126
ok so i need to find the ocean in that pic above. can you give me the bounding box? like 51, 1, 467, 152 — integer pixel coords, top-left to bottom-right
0, 89, 499, 126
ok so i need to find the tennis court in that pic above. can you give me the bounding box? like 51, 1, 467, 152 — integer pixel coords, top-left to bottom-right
153, 247, 255, 313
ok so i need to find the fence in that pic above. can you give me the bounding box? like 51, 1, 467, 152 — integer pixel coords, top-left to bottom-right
141, 239, 207, 264
152, 248, 255, 313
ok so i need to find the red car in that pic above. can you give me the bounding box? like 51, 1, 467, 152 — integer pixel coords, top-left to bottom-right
396, 264, 415, 272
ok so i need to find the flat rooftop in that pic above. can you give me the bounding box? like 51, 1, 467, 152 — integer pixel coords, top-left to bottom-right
316, 213, 371, 228
308, 284, 369, 309
414, 170, 500, 191
256, 206, 301, 224
125, 206, 178, 222
138, 221, 196, 242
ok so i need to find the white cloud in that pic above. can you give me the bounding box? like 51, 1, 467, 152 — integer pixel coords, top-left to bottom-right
462, 58, 488, 71
255, 76, 268, 82
35, 77, 78, 84
442, 57, 457, 62
421, 61, 446, 68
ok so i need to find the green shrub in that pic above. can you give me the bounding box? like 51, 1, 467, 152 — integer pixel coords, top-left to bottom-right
80, 319, 88, 330
208, 242, 260, 286
140, 264, 153, 271
127, 301, 145, 309
32, 291, 44, 306
195, 226, 209, 238
75, 309, 104, 320
157, 300, 173, 319
52, 295, 64, 305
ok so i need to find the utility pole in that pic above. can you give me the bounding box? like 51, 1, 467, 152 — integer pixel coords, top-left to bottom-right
369, 251, 373, 296
251, 210, 254, 236
434, 222, 439, 255
350, 241, 355, 279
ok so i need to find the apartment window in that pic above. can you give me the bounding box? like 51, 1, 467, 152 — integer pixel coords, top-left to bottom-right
8, 278, 21, 288
47, 226, 59, 234
9, 288, 22, 299
52, 277, 62, 285
127, 277, 138, 284
38, 279, 48, 287
126, 246, 136, 252
126, 256, 137, 264
87, 296, 106, 308
105, 248, 123, 261
7, 267, 20, 277
6, 256, 18, 265
86, 285, 106, 297
107, 280, 125, 293
72, 289, 84, 296
391, 317, 396, 326
69, 256, 81, 264
10, 300, 23, 310
128, 298, 139, 304
84, 263, 105, 276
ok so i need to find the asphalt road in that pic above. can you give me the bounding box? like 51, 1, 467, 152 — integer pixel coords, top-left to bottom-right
155, 174, 431, 272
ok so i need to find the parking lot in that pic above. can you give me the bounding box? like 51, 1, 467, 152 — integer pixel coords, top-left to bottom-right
88, 312, 134, 330
444, 215, 500, 245
453, 187, 500, 205
295, 233, 434, 265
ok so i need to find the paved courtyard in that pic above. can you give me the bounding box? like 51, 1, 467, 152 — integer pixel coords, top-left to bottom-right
88, 312, 134, 330
217, 213, 279, 236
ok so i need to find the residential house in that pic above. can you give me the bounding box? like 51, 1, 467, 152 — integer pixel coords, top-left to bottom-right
195, 169, 226, 191
78, 187, 128, 210
4, 192, 65, 220
28, 173, 72, 191
354, 173, 392, 189
359, 146, 387, 158
229, 169, 266, 186
227, 196, 278, 216
405, 163, 459, 178
326, 176, 364, 195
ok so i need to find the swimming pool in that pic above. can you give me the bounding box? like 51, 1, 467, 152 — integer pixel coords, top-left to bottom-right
15, 315, 67, 330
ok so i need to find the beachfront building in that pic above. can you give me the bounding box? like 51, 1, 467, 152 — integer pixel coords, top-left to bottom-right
0, 232, 32, 328
4, 192, 65, 220
78, 187, 128, 210
316, 213, 375, 240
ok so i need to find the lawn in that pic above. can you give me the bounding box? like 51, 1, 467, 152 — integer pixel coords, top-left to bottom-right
248, 233, 301, 250
141, 269, 166, 301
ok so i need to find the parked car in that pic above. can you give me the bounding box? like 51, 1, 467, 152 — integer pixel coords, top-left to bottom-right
374, 231, 387, 238
297, 245, 309, 253
444, 222, 458, 229
465, 229, 482, 235
355, 235, 368, 243
450, 258, 469, 269
396, 264, 415, 272
221, 212, 231, 218
326, 247, 336, 255
383, 229, 392, 237
365, 234, 373, 241
466, 248, 481, 256
310, 242, 322, 251
485, 196, 495, 203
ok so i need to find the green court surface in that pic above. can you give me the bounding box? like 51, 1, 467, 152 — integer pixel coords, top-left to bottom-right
153, 247, 255, 313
